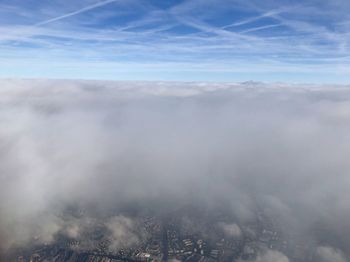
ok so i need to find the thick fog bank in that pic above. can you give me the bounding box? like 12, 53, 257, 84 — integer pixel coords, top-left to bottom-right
0, 80, 349, 261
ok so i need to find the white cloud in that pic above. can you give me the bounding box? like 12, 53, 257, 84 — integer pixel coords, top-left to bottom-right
238, 250, 289, 262
106, 216, 145, 250
0, 80, 350, 259
316, 246, 348, 262
218, 222, 242, 238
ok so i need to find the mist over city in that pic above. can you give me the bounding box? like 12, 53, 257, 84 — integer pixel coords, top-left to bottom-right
0, 80, 349, 261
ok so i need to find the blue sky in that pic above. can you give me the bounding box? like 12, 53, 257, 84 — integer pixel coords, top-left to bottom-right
0, 0, 350, 83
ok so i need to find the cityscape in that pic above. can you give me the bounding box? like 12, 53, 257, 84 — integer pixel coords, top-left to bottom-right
9, 205, 322, 262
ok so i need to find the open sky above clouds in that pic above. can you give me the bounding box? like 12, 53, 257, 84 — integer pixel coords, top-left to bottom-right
1, 0, 350, 82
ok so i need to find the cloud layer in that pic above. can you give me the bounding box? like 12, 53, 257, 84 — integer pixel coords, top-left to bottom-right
0, 79, 350, 261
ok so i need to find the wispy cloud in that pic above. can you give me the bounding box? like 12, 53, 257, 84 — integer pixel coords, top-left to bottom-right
238, 23, 283, 34
0, 0, 349, 82
221, 8, 287, 29
34, 0, 119, 26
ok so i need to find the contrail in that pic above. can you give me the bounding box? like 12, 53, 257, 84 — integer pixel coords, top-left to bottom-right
221, 5, 297, 30
34, 0, 117, 26
222, 9, 282, 29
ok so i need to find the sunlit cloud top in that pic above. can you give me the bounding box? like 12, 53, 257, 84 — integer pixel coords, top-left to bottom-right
1, 0, 350, 82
